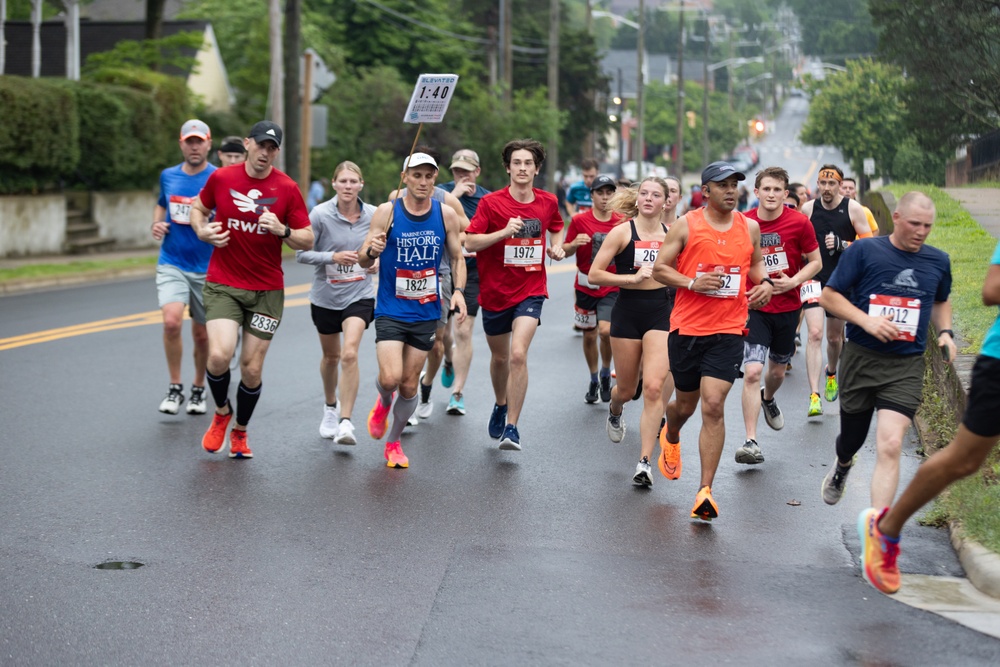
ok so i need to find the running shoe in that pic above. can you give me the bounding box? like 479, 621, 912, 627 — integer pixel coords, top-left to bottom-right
858, 507, 901, 594
825, 371, 839, 402
186, 386, 207, 415
632, 457, 653, 487
658, 422, 682, 480
690, 486, 719, 521
385, 440, 409, 468
786, 362, 793, 373
488, 403, 507, 439
441, 360, 455, 388
228, 429, 253, 459
600, 375, 612, 402
808, 392, 823, 417
606, 406, 626, 443
319, 403, 340, 439
201, 408, 232, 453
335, 419, 357, 445
822, 458, 853, 505
794, 332, 802, 349
761, 389, 784, 430
367, 394, 393, 440
735, 438, 764, 465
159, 383, 184, 414
416, 372, 433, 419
499, 424, 521, 451
407, 413, 419, 427
585, 380, 600, 404
447, 392, 466, 415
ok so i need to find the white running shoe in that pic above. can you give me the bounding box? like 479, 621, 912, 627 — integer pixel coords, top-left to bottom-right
606, 406, 626, 443
632, 458, 653, 487
416, 371, 433, 419
319, 403, 340, 438
334, 419, 357, 445
158, 384, 184, 415
185, 386, 207, 415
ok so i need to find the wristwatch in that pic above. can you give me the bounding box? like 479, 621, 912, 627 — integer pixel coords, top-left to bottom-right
761, 277, 775, 287
282, 225, 292, 238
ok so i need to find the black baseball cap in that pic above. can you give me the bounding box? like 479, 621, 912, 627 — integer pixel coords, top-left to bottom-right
248, 120, 283, 147
701, 161, 746, 184
589, 174, 617, 192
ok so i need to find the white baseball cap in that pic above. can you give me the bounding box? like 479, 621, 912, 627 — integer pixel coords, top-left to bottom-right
402, 152, 438, 171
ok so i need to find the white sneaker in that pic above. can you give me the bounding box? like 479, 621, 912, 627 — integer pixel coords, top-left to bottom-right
158, 384, 184, 415
334, 419, 356, 445
416, 371, 433, 419
407, 413, 419, 427
319, 403, 340, 438
186, 386, 207, 415
632, 458, 653, 487
606, 406, 626, 443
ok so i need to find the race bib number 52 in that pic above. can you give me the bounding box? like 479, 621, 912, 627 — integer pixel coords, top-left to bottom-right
696, 264, 741, 299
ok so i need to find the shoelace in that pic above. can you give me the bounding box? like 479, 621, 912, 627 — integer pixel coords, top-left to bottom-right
882, 540, 900, 568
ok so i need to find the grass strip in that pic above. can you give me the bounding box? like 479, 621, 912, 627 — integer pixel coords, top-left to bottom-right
0, 256, 157, 283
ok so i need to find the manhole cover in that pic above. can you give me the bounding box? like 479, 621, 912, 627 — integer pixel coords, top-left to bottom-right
94, 561, 144, 570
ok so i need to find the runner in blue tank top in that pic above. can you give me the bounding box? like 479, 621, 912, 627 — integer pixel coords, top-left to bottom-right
358, 152, 467, 469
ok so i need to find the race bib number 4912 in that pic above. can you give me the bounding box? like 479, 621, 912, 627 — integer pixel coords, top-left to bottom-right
868, 294, 920, 341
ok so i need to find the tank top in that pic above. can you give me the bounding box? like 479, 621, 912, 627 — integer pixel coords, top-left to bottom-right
810, 197, 855, 283
671, 208, 753, 336
613, 220, 668, 275
399, 186, 452, 276
374, 198, 446, 323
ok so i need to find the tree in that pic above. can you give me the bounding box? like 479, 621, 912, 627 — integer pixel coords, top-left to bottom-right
799, 59, 907, 179
781, 0, 876, 61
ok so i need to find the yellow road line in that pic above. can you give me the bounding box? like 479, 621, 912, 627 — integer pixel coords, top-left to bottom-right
802, 160, 819, 186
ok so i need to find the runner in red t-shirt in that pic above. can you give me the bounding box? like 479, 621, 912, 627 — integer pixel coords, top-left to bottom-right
737, 167, 821, 466
464, 139, 566, 451
190, 121, 313, 460
562, 174, 623, 405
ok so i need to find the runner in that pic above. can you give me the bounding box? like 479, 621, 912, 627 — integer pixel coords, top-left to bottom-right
439, 148, 492, 416
819, 192, 954, 513
464, 138, 566, 451
151, 119, 216, 415
840, 177, 880, 236
358, 152, 467, 468
652, 161, 773, 520
216, 136, 247, 167
562, 174, 622, 404
858, 241, 998, 595
565, 158, 599, 216
588, 177, 672, 487
737, 167, 821, 465
801, 164, 873, 418
296, 161, 377, 445
190, 121, 313, 459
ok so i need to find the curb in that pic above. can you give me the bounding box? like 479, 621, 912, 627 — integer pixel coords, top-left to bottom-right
0, 266, 157, 296
950, 521, 1000, 600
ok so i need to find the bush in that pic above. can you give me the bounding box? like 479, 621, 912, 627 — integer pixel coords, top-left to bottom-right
892, 137, 947, 186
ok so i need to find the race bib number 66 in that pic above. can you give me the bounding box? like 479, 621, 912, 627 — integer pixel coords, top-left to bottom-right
250, 313, 280, 334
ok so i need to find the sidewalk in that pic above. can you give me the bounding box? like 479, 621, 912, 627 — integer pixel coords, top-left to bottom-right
944, 188, 1000, 239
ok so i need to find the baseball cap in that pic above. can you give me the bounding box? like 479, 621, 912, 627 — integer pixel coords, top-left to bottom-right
180, 119, 210, 141
403, 152, 438, 171
248, 120, 283, 147
701, 161, 746, 184
450, 150, 480, 171
589, 174, 617, 192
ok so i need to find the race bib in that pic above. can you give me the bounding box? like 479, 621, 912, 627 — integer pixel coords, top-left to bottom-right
696, 264, 741, 299
573, 306, 597, 330
577, 270, 598, 290
799, 280, 822, 304
868, 294, 920, 342
168, 195, 193, 224
633, 240, 661, 269
504, 238, 543, 271
325, 263, 364, 284
249, 313, 279, 334
762, 245, 789, 275
395, 267, 438, 303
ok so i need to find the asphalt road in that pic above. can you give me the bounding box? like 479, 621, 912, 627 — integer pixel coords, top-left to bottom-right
2, 254, 999, 665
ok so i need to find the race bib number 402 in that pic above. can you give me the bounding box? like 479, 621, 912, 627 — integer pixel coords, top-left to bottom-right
868, 294, 920, 341
325, 263, 364, 284
696, 264, 741, 299
504, 238, 543, 271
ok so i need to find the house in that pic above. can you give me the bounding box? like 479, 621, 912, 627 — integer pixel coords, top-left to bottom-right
2, 20, 235, 112
601, 49, 708, 100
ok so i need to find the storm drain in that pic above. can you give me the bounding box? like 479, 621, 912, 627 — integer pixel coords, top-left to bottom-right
94, 561, 144, 570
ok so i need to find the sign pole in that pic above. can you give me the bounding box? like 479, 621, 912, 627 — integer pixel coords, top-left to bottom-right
385, 122, 425, 237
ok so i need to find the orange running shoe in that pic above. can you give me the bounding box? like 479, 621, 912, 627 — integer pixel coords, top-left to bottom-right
228, 429, 253, 459
690, 486, 719, 521
202, 409, 233, 453
657, 421, 682, 480
384, 441, 409, 468
858, 507, 901, 594
367, 393, 393, 440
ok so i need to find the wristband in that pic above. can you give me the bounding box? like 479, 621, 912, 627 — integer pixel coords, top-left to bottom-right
366, 246, 377, 259
454, 287, 465, 294
282, 224, 292, 239
939, 329, 954, 338
761, 277, 775, 287
687, 278, 695, 290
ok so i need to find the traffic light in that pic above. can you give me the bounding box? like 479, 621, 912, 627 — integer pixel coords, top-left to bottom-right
748, 119, 766, 137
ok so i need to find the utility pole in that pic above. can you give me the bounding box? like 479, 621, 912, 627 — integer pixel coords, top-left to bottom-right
702, 15, 710, 167
616, 68, 624, 179
500, 0, 512, 110
584, 0, 595, 158
284, 0, 301, 181
674, 0, 684, 177
487, 25, 497, 89
636, 0, 645, 181
267, 0, 284, 170
299, 50, 313, 194
545, 0, 559, 191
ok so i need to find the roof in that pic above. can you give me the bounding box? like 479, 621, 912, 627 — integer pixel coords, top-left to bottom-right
81, 0, 188, 22
601, 49, 709, 99
3, 20, 210, 79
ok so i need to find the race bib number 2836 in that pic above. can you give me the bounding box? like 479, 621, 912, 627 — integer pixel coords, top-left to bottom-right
250, 313, 280, 334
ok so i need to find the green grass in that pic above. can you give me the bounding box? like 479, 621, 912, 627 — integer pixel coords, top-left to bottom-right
883, 183, 1000, 552
0, 256, 157, 283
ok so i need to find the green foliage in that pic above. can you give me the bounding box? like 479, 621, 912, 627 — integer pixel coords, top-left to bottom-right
801, 59, 907, 179
82, 32, 205, 77
0, 76, 79, 194
891, 138, 948, 187
782, 0, 877, 60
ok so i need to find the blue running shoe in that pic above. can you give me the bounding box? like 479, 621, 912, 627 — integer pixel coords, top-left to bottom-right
488, 403, 507, 439
499, 423, 521, 451
447, 392, 466, 415
441, 360, 455, 388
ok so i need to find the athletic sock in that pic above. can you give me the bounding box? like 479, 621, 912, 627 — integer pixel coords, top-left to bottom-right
600, 367, 611, 379
420, 381, 432, 403
590, 372, 599, 383
387, 392, 418, 441
375, 377, 393, 408
235, 381, 262, 427
206, 369, 231, 409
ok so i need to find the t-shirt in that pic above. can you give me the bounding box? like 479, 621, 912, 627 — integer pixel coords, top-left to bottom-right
440, 181, 491, 220
198, 164, 310, 291
982, 240, 1000, 360
566, 180, 593, 211
467, 186, 565, 311
566, 210, 623, 297
745, 206, 819, 314
157, 162, 216, 273
827, 235, 952, 356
